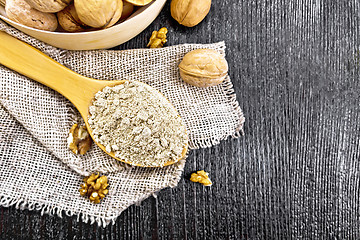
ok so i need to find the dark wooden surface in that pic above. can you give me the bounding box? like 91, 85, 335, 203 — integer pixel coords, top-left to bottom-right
1, 0, 360, 239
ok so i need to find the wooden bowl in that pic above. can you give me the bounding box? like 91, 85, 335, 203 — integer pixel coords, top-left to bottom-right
0, 0, 166, 50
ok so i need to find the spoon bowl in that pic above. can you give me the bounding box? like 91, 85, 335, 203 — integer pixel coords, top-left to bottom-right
0, 31, 188, 167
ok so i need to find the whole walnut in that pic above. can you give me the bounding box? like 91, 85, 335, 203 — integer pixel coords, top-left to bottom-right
5, 0, 58, 31
74, 0, 123, 28
24, 0, 71, 12
179, 49, 228, 87
171, 0, 211, 27
57, 4, 88, 32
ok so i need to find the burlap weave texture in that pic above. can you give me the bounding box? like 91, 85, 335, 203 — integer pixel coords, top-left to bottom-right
0, 20, 244, 226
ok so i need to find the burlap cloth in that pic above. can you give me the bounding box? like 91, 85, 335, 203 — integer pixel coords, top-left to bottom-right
0, 20, 244, 227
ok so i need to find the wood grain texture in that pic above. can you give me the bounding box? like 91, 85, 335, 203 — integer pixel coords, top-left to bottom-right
1, 0, 360, 238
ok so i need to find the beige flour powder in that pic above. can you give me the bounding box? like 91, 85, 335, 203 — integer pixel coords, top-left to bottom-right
88, 81, 188, 167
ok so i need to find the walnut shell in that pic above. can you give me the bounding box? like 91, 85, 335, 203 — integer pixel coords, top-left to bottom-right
5, 0, 58, 31
120, 1, 134, 20
124, 0, 152, 6
24, 0, 71, 12
57, 4, 87, 32
179, 49, 228, 87
74, 0, 123, 28
171, 0, 211, 27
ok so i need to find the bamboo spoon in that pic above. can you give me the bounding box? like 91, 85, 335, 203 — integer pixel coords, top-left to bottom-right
0, 31, 188, 167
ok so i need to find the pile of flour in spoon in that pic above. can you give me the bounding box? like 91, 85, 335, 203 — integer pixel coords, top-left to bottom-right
88, 81, 188, 167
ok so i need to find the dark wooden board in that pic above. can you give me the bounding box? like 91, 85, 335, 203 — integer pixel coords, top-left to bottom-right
1, 0, 360, 238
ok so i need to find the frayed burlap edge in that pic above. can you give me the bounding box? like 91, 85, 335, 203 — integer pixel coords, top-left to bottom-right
188, 74, 245, 149
0, 157, 186, 228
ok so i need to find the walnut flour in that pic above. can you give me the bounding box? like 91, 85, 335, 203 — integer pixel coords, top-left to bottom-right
88, 81, 188, 167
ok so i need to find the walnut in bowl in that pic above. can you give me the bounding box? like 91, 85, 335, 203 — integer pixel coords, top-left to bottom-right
0, 0, 166, 50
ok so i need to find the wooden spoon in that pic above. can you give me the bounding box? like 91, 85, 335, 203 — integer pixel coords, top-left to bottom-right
0, 31, 188, 167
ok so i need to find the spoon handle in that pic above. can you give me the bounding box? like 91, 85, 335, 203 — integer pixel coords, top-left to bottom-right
0, 32, 104, 109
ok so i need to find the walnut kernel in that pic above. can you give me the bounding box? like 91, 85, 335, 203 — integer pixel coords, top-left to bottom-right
147, 27, 168, 48
67, 123, 92, 155
79, 173, 109, 204
190, 170, 212, 186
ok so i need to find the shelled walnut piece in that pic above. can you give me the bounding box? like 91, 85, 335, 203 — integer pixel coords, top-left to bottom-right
190, 170, 212, 186
147, 27, 168, 48
79, 173, 109, 204
67, 123, 92, 155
